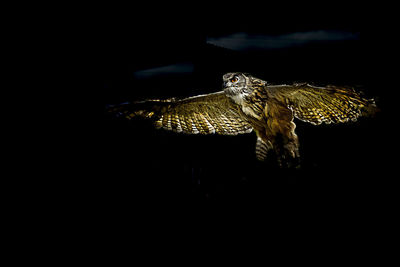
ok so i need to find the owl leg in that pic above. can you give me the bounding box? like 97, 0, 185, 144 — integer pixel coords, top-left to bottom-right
264, 102, 301, 167
266, 119, 300, 168
281, 124, 300, 168
255, 136, 273, 161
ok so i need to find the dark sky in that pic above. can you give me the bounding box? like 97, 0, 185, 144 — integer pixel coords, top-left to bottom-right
101, 7, 392, 221
206, 30, 360, 50
101, 6, 383, 93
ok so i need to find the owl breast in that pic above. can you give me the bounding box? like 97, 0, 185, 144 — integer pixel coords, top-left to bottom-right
225, 91, 264, 120
228, 92, 246, 106
241, 105, 263, 119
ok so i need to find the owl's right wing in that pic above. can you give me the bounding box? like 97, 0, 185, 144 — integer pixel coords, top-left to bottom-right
106, 91, 253, 135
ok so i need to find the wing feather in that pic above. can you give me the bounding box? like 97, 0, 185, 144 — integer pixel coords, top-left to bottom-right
268, 83, 376, 125
106, 91, 253, 135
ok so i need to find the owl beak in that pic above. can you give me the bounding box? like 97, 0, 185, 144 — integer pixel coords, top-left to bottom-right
222, 81, 228, 88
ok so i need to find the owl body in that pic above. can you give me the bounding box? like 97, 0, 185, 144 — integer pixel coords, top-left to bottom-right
223, 73, 300, 163
107, 72, 377, 167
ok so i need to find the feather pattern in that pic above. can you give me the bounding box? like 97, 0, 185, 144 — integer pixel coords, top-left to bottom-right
267, 83, 376, 125
107, 91, 253, 135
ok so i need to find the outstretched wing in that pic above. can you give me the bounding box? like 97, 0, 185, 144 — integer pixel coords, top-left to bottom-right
267, 83, 377, 125
106, 91, 253, 135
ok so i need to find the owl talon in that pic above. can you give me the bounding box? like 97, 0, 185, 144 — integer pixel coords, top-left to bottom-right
276, 148, 301, 169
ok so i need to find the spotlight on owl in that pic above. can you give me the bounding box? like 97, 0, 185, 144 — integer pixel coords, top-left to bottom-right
106, 72, 377, 167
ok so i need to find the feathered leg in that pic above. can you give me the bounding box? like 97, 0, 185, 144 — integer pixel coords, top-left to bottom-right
264, 101, 300, 168
255, 137, 273, 161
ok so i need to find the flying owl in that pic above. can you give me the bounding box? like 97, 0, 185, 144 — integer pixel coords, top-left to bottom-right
106, 72, 377, 166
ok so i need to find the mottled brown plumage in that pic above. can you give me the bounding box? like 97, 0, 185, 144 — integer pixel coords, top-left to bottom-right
107, 72, 377, 166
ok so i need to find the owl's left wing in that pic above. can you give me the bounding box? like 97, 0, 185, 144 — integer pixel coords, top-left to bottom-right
267, 83, 377, 125
106, 91, 253, 135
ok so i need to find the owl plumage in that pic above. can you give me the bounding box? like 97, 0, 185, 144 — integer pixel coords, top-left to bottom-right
106, 72, 377, 166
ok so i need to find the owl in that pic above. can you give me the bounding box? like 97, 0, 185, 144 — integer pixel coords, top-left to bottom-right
106, 72, 377, 166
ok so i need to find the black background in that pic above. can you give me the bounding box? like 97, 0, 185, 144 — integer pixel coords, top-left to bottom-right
100, 6, 393, 228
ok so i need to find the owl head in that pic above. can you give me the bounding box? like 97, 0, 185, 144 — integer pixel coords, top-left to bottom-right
222, 72, 257, 103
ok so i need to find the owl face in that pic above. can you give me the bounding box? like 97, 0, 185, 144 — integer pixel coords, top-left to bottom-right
222, 72, 252, 104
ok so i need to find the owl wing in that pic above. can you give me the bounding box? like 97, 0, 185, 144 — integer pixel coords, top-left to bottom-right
106, 91, 253, 135
267, 83, 377, 125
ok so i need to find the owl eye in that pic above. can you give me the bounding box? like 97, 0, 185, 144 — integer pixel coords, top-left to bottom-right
230, 76, 239, 83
